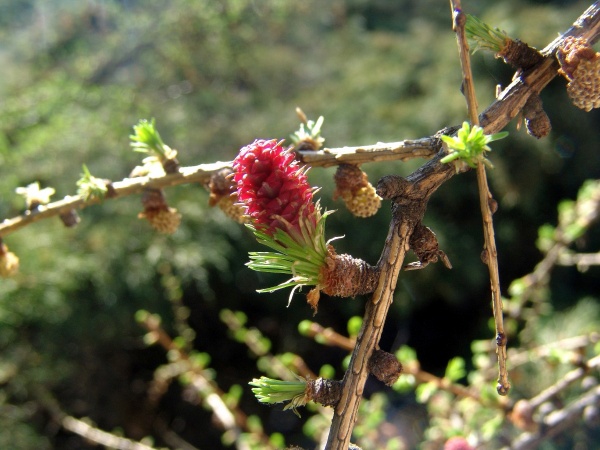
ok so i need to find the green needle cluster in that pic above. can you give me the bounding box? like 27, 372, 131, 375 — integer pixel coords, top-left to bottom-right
440, 122, 508, 170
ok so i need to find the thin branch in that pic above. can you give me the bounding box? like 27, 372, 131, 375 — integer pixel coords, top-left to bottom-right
300, 321, 357, 351
33, 386, 161, 450
450, 0, 509, 395
305, 318, 507, 409
510, 179, 600, 308
326, 159, 456, 449
557, 251, 600, 269
0, 161, 232, 238
508, 384, 600, 450
296, 137, 439, 168
527, 354, 600, 410
0, 138, 437, 238
480, 1, 600, 135
507, 332, 600, 369
138, 314, 276, 450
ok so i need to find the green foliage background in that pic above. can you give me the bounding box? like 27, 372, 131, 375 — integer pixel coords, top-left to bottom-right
0, 0, 599, 448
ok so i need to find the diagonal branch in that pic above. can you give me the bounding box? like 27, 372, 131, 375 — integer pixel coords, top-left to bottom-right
325, 3, 600, 448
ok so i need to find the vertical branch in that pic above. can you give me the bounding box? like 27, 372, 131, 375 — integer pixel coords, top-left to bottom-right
325, 210, 412, 450
326, 163, 455, 449
449, 0, 510, 395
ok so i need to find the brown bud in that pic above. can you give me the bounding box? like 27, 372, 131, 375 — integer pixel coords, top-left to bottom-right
522, 94, 551, 139
405, 223, 452, 270
305, 377, 342, 407
208, 168, 236, 206
368, 349, 403, 386
139, 188, 181, 234
162, 157, 180, 174
59, 209, 81, 228
141, 188, 168, 210
497, 39, 544, 70
294, 138, 324, 151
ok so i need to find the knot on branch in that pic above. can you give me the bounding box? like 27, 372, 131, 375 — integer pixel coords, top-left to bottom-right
376, 175, 411, 203
320, 247, 379, 298
499, 39, 545, 70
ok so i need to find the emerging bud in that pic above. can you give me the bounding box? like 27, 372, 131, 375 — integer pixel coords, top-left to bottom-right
130, 119, 180, 174
15, 182, 55, 211
59, 209, 81, 228
249, 375, 342, 416
290, 108, 325, 151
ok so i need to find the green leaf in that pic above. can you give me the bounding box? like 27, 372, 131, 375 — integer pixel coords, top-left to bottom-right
415, 381, 437, 403
444, 357, 466, 382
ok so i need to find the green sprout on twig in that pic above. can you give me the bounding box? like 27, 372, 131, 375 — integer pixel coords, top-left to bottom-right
130, 119, 179, 173
249, 376, 308, 417
15, 182, 55, 210
246, 209, 335, 302
465, 14, 510, 54
290, 108, 325, 151
76, 165, 108, 201
130, 119, 173, 158
440, 122, 508, 170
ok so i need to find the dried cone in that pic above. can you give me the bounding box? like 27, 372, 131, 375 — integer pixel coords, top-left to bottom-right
139, 188, 181, 234
557, 36, 600, 112
333, 164, 381, 218
0, 243, 19, 278
140, 208, 181, 234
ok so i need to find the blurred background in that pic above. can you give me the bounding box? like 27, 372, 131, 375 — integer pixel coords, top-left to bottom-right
0, 0, 599, 449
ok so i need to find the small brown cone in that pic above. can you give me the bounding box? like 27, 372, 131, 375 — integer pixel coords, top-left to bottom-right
567, 58, 600, 111
557, 36, 600, 111
343, 184, 381, 218
139, 188, 181, 234
333, 164, 381, 218
139, 207, 181, 234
